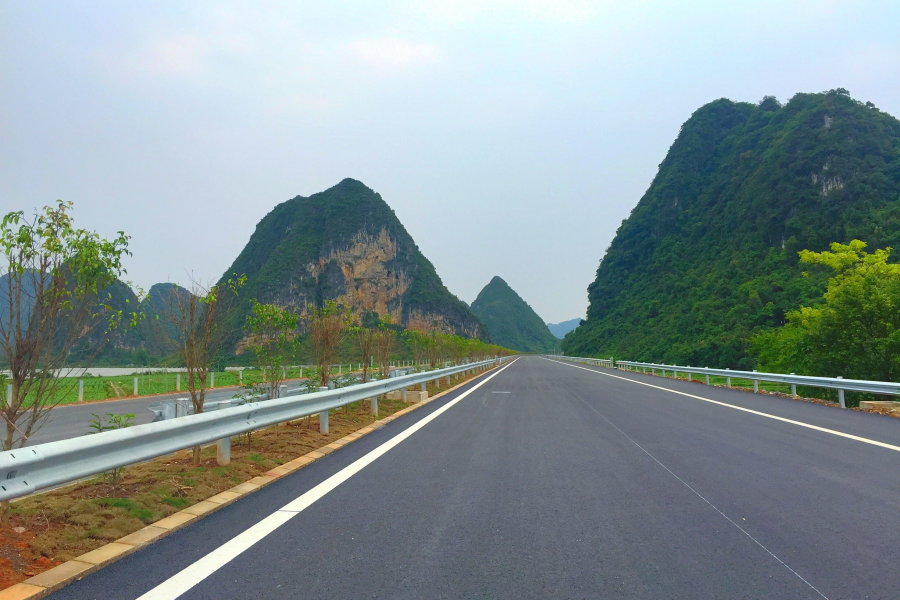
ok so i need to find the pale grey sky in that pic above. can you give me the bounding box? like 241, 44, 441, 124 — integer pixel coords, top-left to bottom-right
2, 1, 898, 323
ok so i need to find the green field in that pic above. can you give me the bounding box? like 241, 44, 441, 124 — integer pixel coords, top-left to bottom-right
44, 363, 382, 406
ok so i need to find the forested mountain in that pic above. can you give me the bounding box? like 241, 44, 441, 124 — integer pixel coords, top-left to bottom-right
563, 90, 900, 368
219, 178, 488, 352
470, 276, 557, 353
547, 319, 580, 339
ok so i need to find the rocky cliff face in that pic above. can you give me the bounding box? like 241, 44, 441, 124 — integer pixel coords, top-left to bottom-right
303, 228, 409, 318
220, 178, 487, 350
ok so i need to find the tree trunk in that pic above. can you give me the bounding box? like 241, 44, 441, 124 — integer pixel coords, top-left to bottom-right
192, 445, 201, 466
1, 422, 14, 527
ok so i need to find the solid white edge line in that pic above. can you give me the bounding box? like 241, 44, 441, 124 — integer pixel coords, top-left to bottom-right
136, 358, 518, 600
544, 358, 900, 453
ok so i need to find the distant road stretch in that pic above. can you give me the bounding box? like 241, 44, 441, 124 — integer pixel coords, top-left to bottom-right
48, 356, 900, 599
25, 382, 308, 446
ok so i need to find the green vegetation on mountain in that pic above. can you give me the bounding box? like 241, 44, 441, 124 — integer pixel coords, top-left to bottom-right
218, 178, 487, 352
470, 276, 558, 353
563, 90, 900, 369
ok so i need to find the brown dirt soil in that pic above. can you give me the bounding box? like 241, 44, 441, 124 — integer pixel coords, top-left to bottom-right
0, 368, 487, 589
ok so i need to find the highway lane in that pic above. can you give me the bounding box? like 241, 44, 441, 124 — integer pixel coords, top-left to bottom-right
24, 382, 309, 446
49, 356, 900, 599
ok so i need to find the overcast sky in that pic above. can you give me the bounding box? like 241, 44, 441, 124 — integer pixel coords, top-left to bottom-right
2, 1, 898, 324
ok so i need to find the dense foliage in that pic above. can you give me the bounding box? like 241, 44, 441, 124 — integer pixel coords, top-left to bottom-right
753, 241, 900, 387
470, 276, 558, 353
563, 90, 900, 368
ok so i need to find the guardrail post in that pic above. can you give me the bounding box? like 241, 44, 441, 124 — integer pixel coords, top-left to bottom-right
402, 388, 407, 403
176, 373, 181, 392
78, 379, 83, 402
420, 382, 426, 392
726, 368, 731, 388
134, 377, 138, 396
320, 409, 329, 433
651, 368, 655, 376
790, 374, 797, 398
687, 372, 691, 382
217, 437, 231, 465
371, 395, 378, 416
705, 370, 710, 385
837, 376, 846, 408
753, 370, 758, 392
211, 371, 214, 388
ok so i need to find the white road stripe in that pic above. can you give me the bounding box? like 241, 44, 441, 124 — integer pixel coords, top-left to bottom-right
137, 359, 518, 600
545, 358, 900, 453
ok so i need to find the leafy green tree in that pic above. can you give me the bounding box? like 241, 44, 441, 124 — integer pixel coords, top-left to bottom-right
166, 273, 245, 466
0, 201, 136, 525
350, 321, 377, 383
306, 300, 351, 386
246, 299, 299, 399
373, 318, 397, 378
753, 240, 900, 391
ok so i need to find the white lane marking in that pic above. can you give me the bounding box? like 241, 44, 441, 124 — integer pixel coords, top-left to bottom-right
490, 391, 511, 394
137, 359, 518, 600
544, 358, 900, 453
560, 381, 830, 600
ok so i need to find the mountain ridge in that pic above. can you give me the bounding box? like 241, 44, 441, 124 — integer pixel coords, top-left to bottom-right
218, 178, 488, 352
470, 276, 557, 353
547, 318, 581, 339
563, 90, 900, 367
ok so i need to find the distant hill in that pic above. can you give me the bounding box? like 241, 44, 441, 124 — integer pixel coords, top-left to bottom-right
219, 178, 488, 352
547, 319, 581, 339
470, 276, 557, 353
563, 90, 900, 368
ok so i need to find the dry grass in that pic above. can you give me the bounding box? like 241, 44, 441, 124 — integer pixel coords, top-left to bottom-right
0, 368, 487, 589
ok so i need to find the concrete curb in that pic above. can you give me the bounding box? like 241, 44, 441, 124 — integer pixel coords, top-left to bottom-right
0, 366, 497, 600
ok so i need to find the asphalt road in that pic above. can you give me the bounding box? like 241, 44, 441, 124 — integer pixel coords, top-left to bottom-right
25, 382, 309, 446
48, 356, 900, 599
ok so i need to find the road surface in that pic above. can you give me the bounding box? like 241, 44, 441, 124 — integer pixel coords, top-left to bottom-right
48, 356, 900, 599
25, 382, 309, 446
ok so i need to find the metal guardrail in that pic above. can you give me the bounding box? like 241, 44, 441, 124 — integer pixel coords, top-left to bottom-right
0, 358, 512, 502
552, 355, 900, 408
550, 356, 614, 368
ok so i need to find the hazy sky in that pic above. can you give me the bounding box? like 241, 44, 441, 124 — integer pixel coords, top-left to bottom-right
2, 1, 898, 323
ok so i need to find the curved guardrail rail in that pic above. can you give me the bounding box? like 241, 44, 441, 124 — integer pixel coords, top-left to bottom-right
0, 357, 513, 502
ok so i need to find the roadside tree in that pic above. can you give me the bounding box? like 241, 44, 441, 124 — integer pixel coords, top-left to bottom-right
166, 273, 245, 465
307, 300, 350, 386
245, 299, 299, 399
0, 201, 137, 525
373, 319, 397, 378
753, 240, 900, 387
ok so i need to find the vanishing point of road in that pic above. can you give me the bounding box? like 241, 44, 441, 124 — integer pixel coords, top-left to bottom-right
48, 356, 900, 599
